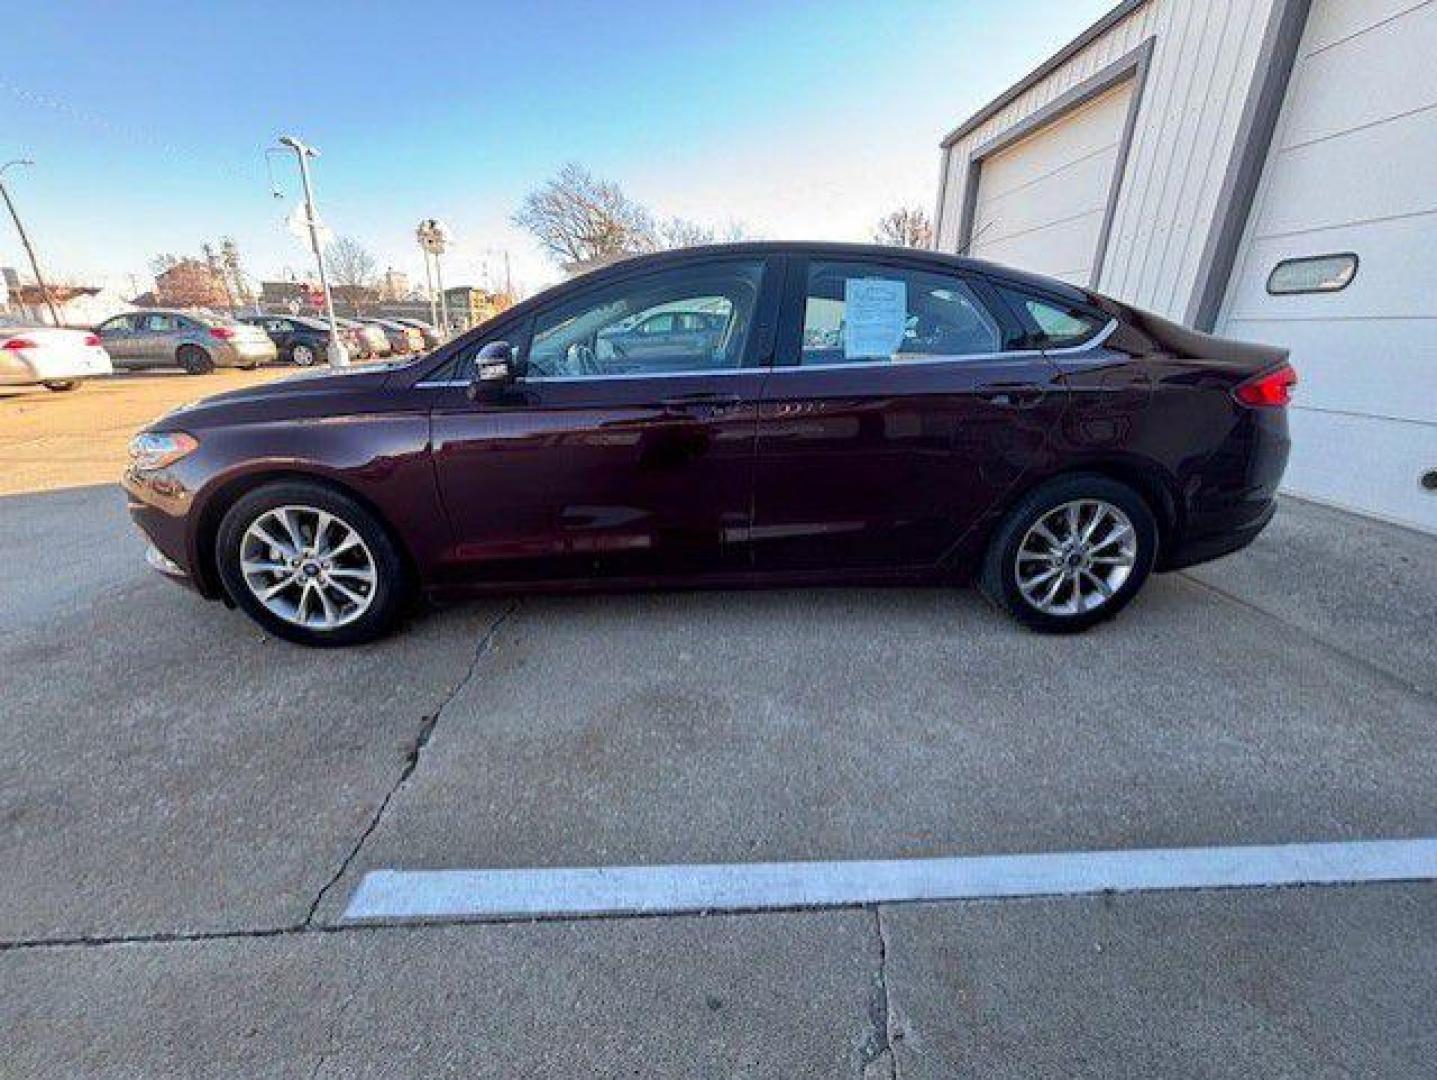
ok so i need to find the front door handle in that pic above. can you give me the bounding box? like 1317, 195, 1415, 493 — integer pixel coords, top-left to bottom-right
659, 392, 743, 413
976, 382, 1046, 408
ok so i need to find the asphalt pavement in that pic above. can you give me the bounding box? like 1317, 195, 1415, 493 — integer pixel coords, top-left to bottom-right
1, 486, 1433, 1077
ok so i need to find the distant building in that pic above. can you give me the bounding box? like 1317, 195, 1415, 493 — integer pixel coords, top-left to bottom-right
378, 268, 411, 301
259, 280, 315, 310
2, 280, 129, 327
441, 286, 511, 331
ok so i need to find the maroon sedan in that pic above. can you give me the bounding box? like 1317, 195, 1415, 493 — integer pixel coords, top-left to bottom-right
124, 243, 1293, 646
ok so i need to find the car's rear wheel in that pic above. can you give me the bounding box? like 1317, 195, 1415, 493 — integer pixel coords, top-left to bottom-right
215, 482, 409, 646
978, 474, 1157, 633
43, 380, 79, 391
178, 345, 214, 375
290, 343, 318, 367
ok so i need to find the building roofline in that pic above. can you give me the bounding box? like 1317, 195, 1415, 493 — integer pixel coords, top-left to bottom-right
939, 0, 1148, 149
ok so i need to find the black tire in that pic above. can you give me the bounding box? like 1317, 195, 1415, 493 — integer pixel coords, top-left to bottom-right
43, 380, 79, 391
215, 481, 410, 647
289, 342, 321, 367
178, 345, 214, 375
978, 473, 1158, 634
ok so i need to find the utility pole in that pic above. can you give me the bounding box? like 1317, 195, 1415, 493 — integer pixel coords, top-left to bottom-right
277, 135, 348, 367
421, 249, 438, 329
416, 219, 451, 335
0, 160, 61, 326
416, 221, 439, 329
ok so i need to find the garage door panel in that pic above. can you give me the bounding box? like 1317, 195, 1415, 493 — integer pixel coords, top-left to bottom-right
1218, 318, 1437, 424
1283, 1, 1437, 147
975, 211, 1106, 283
1219, 0, 1437, 532
976, 88, 1129, 199
1226, 214, 1437, 321
1284, 409, 1437, 533
973, 149, 1119, 246
1254, 109, 1435, 236
1304, 0, 1429, 53
970, 80, 1132, 284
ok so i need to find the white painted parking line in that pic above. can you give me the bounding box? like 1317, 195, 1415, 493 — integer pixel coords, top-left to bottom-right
342, 837, 1437, 921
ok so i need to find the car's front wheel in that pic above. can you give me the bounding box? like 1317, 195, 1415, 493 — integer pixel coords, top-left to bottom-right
978, 474, 1157, 633
290, 343, 319, 367
215, 481, 410, 646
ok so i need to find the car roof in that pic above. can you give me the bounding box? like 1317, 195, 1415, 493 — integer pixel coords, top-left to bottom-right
519, 241, 1099, 315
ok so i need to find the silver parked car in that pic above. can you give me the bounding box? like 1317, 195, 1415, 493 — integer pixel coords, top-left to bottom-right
96, 309, 277, 374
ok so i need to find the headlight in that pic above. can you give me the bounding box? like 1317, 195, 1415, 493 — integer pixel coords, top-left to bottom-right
128, 431, 199, 471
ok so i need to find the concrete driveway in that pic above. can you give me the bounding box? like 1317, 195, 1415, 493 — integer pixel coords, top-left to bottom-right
1, 487, 1433, 1077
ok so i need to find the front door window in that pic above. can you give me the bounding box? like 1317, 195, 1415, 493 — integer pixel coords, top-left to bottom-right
525, 260, 766, 378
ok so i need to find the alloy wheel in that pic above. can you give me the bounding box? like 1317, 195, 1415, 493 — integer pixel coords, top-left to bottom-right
292, 344, 316, 366
239, 505, 377, 630
1014, 499, 1137, 616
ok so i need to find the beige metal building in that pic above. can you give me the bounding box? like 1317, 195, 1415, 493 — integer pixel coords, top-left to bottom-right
935, 0, 1437, 533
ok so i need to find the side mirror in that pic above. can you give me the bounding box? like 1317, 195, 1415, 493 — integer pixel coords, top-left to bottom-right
466, 341, 517, 401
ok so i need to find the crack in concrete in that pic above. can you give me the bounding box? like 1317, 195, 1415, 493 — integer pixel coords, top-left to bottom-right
302, 601, 518, 927
860, 905, 900, 1079
3, 878, 1425, 954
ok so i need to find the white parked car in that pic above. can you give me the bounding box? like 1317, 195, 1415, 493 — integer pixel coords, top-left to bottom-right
0, 315, 114, 391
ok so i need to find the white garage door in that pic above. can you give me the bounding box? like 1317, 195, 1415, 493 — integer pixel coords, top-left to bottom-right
968, 80, 1134, 285
1219, 0, 1437, 533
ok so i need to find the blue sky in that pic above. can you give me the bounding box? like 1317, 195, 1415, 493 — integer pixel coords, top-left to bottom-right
5, 0, 1111, 295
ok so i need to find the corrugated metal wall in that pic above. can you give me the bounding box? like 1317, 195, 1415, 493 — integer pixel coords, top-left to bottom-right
936, 0, 1277, 320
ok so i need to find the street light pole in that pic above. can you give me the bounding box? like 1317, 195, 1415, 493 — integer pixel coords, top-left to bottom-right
421, 249, 438, 329
416, 219, 452, 336
277, 135, 348, 368
0, 160, 61, 326
435, 250, 449, 333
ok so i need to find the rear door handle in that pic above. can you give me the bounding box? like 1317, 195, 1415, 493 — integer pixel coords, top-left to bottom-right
659, 392, 743, 409
976, 382, 1045, 408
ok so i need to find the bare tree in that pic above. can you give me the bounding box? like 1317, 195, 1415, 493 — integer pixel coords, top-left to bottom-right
326, 236, 378, 314
148, 253, 180, 278
654, 216, 715, 249
514, 163, 656, 264
220, 237, 253, 305
874, 206, 934, 249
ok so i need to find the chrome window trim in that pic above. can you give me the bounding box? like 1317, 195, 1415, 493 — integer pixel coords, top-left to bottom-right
412, 319, 1117, 388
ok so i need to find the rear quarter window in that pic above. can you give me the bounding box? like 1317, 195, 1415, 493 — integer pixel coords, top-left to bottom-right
993, 284, 1108, 350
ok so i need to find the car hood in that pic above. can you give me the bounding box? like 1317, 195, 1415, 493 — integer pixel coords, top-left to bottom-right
151, 360, 415, 430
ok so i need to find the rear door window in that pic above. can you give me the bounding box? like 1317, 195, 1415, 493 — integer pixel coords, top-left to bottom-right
797, 260, 1003, 366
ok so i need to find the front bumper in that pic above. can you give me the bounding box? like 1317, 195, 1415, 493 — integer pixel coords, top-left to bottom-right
145, 542, 188, 580
125, 468, 217, 597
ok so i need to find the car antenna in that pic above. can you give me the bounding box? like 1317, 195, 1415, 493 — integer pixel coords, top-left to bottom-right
957, 220, 996, 256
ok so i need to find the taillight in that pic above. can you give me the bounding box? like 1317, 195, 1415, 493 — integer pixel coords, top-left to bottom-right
3, 337, 36, 351
83, 333, 101, 347
1233, 363, 1296, 407
210, 326, 237, 341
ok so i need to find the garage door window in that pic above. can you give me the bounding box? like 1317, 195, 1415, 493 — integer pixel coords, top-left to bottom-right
799, 260, 1002, 365
1266, 253, 1358, 295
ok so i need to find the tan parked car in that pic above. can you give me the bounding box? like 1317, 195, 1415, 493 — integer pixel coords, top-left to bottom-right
97, 309, 277, 374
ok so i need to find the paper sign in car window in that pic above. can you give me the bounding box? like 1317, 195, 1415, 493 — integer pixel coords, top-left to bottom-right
844, 278, 907, 360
